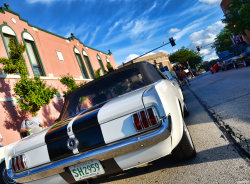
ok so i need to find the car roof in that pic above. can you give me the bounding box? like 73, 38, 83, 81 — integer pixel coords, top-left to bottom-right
65, 61, 160, 100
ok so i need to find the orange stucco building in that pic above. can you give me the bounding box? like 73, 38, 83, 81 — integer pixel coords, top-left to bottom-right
220, 0, 250, 44
0, 5, 117, 145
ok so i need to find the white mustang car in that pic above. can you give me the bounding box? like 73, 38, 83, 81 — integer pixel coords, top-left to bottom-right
1, 61, 196, 184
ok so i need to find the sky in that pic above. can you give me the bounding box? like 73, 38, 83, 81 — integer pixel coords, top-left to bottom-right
3, 0, 225, 66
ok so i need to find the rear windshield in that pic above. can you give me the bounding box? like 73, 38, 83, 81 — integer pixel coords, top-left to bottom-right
60, 68, 145, 120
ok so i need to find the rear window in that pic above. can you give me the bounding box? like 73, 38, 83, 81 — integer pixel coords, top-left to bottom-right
60, 69, 145, 120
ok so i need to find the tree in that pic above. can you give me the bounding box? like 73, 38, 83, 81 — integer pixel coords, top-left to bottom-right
169, 47, 202, 69
14, 76, 58, 113
223, 0, 250, 35
0, 38, 57, 115
0, 38, 27, 76
106, 62, 114, 73
212, 28, 233, 54
60, 75, 84, 96
94, 68, 101, 79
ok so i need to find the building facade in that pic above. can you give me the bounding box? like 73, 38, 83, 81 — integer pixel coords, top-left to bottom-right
121, 52, 172, 70
0, 5, 117, 145
220, 0, 250, 44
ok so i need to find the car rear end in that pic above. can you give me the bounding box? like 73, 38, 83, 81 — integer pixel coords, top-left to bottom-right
6, 62, 182, 183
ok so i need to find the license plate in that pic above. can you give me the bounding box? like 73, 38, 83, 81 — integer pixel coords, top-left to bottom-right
69, 160, 105, 181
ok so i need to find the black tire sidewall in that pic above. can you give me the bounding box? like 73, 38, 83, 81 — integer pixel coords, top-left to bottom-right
0, 162, 18, 184
172, 123, 196, 161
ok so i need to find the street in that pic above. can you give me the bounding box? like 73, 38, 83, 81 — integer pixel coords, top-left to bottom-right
91, 68, 250, 184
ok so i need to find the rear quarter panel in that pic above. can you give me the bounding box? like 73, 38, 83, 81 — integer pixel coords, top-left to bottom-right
143, 80, 184, 149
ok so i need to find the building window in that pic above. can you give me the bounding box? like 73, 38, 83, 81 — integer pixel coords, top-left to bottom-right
74, 47, 89, 79
97, 54, 106, 74
3, 33, 17, 53
82, 50, 94, 79
106, 57, 110, 63
56, 51, 64, 61
1, 25, 18, 56
25, 39, 45, 76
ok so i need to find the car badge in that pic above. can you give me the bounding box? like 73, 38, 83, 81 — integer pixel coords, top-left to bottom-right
67, 137, 79, 150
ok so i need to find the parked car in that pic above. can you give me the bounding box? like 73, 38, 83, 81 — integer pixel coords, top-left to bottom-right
232, 45, 250, 67
2, 62, 196, 184
159, 66, 180, 87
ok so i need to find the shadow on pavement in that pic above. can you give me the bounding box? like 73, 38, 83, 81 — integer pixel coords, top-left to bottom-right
89, 141, 245, 184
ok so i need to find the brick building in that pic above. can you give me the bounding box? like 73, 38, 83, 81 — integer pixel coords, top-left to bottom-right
121, 52, 172, 71
0, 5, 117, 145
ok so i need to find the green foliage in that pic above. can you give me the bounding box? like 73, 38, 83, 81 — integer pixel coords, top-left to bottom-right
212, 28, 233, 54
60, 75, 83, 96
0, 37, 57, 114
223, 0, 250, 35
0, 38, 27, 76
106, 62, 114, 73
14, 76, 58, 114
94, 68, 101, 79
169, 47, 202, 69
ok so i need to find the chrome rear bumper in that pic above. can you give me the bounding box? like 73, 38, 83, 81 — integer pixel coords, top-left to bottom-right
8, 117, 170, 183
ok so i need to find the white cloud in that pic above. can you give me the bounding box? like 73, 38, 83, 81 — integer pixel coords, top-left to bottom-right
122, 20, 134, 31
124, 54, 139, 63
174, 23, 200, 40
204, 51, 218, 61
162, 0, 171, 8
26, 0, 78, 4
130, 20, 147, 36
189, 21, 225, 61
142, 2, 157, 16
199, 0, 220, 4
80, 32, 89, 43
104, 20, 123, 40
189, 21, 225, 46
168, 28, 180, 34
61, 24, 90, 42
200, 48, 210, 55
88, 26, 100, 45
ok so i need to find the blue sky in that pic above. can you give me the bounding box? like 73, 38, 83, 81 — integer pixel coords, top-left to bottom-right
3, 0, 224, 66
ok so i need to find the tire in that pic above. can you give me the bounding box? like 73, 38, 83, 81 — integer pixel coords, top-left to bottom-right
172, 123, 196, 161
0, 162, 18, 184
183, 103, 189, 117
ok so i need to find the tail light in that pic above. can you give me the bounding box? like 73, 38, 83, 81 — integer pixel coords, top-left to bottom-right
11, 154, 26, 172
133, 107, 160, 131
133, 114, 142, 131
147, 108, 157, 125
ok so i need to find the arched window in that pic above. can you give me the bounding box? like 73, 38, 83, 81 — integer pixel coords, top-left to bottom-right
0, 24, 18, 57
106, 56, 110, 64
97, 54, 106, 74
22, 31, 46, 76
82, 49, 94, 79
74, 47, 89, 79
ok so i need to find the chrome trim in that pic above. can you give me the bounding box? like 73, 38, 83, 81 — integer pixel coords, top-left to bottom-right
133, 106, 160, 132
11, 154, 27, 173
8, 117, 170, 183
67, 137, 79, 150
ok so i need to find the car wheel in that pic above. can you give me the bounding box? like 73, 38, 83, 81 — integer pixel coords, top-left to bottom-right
183, 104, 189, 117
172, 123, 196, 161
0, 162, 18, 184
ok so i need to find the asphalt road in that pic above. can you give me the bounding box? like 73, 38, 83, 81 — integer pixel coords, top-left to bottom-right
89, 70, 250, 184
190, 67, 250, 157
